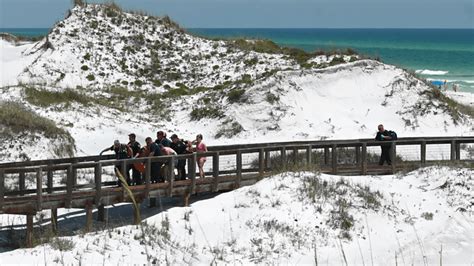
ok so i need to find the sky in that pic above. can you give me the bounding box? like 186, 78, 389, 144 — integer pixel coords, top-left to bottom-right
0, 0, 473, 28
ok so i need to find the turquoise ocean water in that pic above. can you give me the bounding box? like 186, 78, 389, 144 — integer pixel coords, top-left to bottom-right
2, 28, 473, 93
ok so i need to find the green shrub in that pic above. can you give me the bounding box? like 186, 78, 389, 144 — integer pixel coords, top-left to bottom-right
265, 92, 279, 104
49, 237, 75, 251
86, 74, 95, 81
213, 65, 219, 70
227, 88, 246, 103
89, 21, 98, 30
81, 65, 89, 71
244, 57, 258, 66
329, 56, 346, 66
134, 80, 143, 86
215, 121, 244, 138
24, 87, 92, 107
83, 53, 91, 60
190, 107, 225, 121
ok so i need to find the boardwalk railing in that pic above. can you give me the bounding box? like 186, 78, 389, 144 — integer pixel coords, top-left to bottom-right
0, 136, 472, 247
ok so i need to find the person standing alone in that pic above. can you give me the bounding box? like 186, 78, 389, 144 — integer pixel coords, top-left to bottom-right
375, 124, 393, 165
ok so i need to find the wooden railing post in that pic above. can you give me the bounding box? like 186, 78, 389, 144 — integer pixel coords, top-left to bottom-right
120, 160, 127, 201
361, 143, 367, 175
190, 153, 197, 194
450, 140, 456, 161
212, 152, 220, 191
306, 145, 312, 167
72, 159, 78, 187
293, 147, 298, 165
324, 147, 330, 165
258, 149, 265, 180
455, 141, 461, 161
331, 144, 337, 174
36, 167, 43, 211
0, 169, 4, 211
66, 164, 73, 208
236, 150, 242, 188
264, 150, 271, 170
47, 163, 53, 194
355, 146, 361, 165
19, 172, 25, 196
390, 142, 397, 173
94, 163, 102, 206
280, 147, 287, 167
420, 140, 426, 166
167, 157, 175, 197
145, 158, 151, 197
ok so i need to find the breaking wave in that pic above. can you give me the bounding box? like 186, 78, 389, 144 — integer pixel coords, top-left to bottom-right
415, 69, 449, 75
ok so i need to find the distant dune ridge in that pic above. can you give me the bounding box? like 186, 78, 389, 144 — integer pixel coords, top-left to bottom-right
0, 2, 472, 162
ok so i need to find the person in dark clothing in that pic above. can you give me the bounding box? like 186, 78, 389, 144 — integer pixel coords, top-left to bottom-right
155, 131, 172, 147
170, 134, 191, 180
375, 124, 393, 165
128, 133, 142, 185
100, 140, 132, 185
146, 137, 163, 183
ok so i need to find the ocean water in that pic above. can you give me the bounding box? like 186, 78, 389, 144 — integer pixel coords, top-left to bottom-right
2, 28, 473, 93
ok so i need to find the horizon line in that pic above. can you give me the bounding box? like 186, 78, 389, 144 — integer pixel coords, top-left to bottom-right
1, 27, 473, 30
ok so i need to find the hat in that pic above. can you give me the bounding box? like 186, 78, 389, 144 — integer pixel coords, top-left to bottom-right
170, 134, 178, 139
113, 140, 120, 145
128, 133, 136, 138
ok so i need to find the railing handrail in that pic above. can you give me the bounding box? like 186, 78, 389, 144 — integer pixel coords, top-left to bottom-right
1, 136, 472, 170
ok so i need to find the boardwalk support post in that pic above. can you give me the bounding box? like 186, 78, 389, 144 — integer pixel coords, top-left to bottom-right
324, 147, 330, 165
66, 164, 73, 208
236, 150, 242, 188
19, 172, 25, 196
306, 145, 312, 167
450, 140, 456, 161
293, 147, 298, 165
36, 168, 43, 211
420, 141, 426, 166
280, 147, 287, 167
331, 144, 337, 174
264, 150, 271, 170
51, 208, 58, 233
355, 146, 361, 165
212, 152, 219, 192
361, 143, 367, 175
94, 163, 102, 206
190, 153, 197, 194
85, 205, 93, 232
0, 169, 4, 212
145, 158, 151, 198
167, 157, 175, 197
97, 205, 107, 223
26, 214, 34, 248
391, 142, 397, 173
46, 164, 53, 194
258, 149, 265, 180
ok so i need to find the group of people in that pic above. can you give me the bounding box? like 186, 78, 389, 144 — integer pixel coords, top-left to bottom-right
100, 125, 396, 186
100, 131, 208, 186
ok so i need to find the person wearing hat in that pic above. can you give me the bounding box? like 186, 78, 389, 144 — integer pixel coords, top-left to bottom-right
170, 134, 191, 180
100, 140, 132, 185
128, 133, 142, 185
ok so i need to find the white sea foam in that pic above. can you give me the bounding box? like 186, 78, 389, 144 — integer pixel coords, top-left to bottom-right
416, 69, 449, 75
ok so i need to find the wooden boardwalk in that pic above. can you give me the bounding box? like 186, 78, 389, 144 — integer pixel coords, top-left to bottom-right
0, 136, 473, 247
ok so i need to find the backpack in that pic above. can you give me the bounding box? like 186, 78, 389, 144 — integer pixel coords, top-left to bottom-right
388, 130, 398, 140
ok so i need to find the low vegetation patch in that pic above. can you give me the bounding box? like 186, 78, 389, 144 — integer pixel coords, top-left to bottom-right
0, 101, 71, 138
